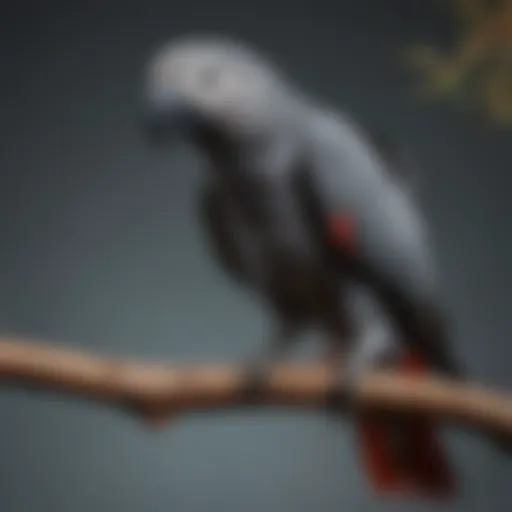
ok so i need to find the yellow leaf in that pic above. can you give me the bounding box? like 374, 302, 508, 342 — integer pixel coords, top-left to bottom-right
479, 64, 512, 122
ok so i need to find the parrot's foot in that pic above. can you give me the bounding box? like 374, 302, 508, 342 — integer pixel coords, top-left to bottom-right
324, 331, 396, 414
324, 367, 355, 414
240, 360, 271, 403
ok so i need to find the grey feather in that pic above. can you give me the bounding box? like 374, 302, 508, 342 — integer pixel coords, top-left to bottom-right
144, 35, 460, 377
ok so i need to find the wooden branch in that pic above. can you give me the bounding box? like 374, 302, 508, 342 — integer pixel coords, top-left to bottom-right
0, 336, 511, 441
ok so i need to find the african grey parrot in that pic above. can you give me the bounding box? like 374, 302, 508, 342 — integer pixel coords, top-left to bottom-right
141, 35, 465, 496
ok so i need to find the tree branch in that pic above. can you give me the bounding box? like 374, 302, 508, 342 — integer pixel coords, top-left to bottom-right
0, 336, 511, 439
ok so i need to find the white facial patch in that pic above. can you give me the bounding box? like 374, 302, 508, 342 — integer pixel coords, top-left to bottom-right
147, 37, 290, 135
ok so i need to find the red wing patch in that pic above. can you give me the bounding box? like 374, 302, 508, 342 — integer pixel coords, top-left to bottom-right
328, 213, 355, 253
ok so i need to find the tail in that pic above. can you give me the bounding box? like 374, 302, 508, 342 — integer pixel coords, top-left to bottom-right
355, 351, 455, 498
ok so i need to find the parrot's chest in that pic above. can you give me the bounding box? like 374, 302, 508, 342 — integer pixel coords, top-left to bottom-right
265, 250, 336, 316
241, 202, 338, 317
217, 159, 341, 317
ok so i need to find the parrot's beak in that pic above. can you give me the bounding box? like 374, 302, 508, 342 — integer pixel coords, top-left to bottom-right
142, 92, 203, 146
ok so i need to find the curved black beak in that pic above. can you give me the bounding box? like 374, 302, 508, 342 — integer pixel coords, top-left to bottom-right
142, 93, 202, 146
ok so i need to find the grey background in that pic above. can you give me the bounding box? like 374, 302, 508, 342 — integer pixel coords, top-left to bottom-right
0, 1, 511, 511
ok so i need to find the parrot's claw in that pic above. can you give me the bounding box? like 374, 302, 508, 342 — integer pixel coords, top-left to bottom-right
324, 366, 356, 414
241, 324, 298, 402
325, 336, 396, 414
241, 359, 271, 402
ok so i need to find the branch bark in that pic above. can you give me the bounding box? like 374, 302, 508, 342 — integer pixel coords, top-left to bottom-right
0, 336, 511, 439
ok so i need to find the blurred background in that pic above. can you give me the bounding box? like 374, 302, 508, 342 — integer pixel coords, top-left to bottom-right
0, 1, 511, 511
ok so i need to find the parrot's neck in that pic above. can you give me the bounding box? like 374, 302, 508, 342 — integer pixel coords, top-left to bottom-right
197, 104, 308, 180
194, 124, 235, 168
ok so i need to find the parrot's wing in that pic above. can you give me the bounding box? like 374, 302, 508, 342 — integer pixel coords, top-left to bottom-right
363, 128, 421, 193
301, 110, 462, 378
198, 180, 251, 285
297, 110, 457, 497
312, 112, 421, 194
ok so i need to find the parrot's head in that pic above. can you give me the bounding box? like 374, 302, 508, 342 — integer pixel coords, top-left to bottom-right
142, 35, 298, 149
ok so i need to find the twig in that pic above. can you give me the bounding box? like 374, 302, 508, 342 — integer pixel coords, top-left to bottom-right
0, 336, 511, 439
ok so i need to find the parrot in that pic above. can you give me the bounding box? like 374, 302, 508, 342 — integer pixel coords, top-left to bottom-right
141, 35, 466, 497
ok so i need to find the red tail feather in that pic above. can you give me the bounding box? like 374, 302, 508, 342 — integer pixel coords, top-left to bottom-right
356, 351, 455, 498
